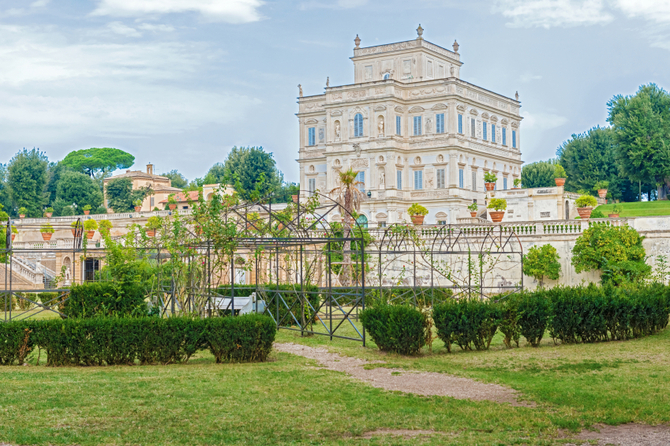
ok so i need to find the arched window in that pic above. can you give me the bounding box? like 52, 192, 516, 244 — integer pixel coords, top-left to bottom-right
354, 113, 363, 137
383, 73, 390, 80
356, 214, 368, 228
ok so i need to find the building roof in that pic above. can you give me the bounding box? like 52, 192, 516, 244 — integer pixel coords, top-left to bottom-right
159, 191, 200, 204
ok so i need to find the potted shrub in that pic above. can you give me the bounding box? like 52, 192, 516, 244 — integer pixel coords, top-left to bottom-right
246, 212, 261, 230
513, 178, 521, 189
40, 223, 55, 241
609, 204, 623, 218
83, 204, 92, 215
44, 207, 54, 218
167, 194, 178, 211
594, 180, 609, 199
18, 207, 27, 219
575, 194, 598, 219
70, 220, 80, 236
10, 226, 17, 241
408, 203, 429, 225
467, 202, 478, 218
84, 219, 98, 239
146, 216, 161, 237
484, 171, 497, 191
487, 198, 507, 223
291, 195, 299, 203
554, 165, 567, 187
133, 199, 143, 212
99, 219, 113, 236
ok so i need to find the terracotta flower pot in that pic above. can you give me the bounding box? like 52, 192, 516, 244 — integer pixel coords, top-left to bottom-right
608, 213, 620, 218
577, 207, 593, 219
41, 232, 53, 241
489, 211, 505, 223
11, 234, 15, 241
146, 229, 156, 237
411, 215, 425, 225
470, 211, 478, 218
555, 178, 566, 187
86, 230, 95, 239
19, 214, 25, 219
291, 195, 298, 203
485, 182, 495, 191
169, 204, 177, 210
598, 189, 607, 199
84, 210, 90, 215
135, 206, 141, 212
71, 228, 77, 236
45, 212, 52, 218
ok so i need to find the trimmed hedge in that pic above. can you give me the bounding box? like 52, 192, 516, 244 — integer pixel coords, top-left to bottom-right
433, 299, 502, 352
0, 314, 276, 366
326, 287, 454, 307
360, 305, 428, 355
59, 282, 147, 318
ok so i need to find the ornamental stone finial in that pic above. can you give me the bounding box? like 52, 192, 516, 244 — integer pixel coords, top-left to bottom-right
298, 84, 303, 97
354, 34, 361, 48
453, 39, 459, 53
416, 24, 424, 40
515, 91, 519, 101
326, 77, 330, 88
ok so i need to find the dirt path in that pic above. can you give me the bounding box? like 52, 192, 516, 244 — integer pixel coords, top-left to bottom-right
274, 342, 530, 406
566, 423, 670, 446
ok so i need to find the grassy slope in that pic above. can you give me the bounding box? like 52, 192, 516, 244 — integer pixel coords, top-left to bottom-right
0, 325, 667, 445
595, 200, 670, 217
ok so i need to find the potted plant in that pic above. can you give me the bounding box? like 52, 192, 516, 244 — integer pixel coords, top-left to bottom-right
484, 171, 497, 191
246, 212, 261, 230
84, 219, 98, 239
554, 165, 567, 187
408, 203, 429, 225
133, 199, 143, 212
291, 195, 299, 203
594, 180, 609, 199
40, 223, 55, 241
10, 226, 18, 241
44, 207, 54, 218
18, 207, 27, 219
99, 219, 113, 236
83, 204, 92, 215
575, 194, 598, 219
467, 202, 478, 218
609, 204, 623, 218
167, 194, 178, 211
70, 220, 80, 236
487, 198, 507, 223
146, 216, 161, 237
513, 178, 521, 189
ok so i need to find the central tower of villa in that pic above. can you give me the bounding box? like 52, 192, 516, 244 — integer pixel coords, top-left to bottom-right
297, 26, 523, 226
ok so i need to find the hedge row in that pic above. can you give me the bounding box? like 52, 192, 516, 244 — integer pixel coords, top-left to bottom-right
0, 314, 276, 366
60, 282, 148, 318
360, 284, 670, 355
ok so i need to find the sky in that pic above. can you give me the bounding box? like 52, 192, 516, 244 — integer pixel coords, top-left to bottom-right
1, 0, 670, 183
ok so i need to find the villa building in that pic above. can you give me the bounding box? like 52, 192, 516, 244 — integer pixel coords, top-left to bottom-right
296, 26, 523, 226
103, 164, 182, 212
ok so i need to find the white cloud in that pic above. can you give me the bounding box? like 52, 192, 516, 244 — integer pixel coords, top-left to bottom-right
92, 0, 264, 23
614, 0, 670, 24
493, 0, 613, 28
299, 0, 369, 10
107, 21, 142, 37
520, 110, 568, 131
30, 0, 51, 8
137, 23, 175, 32
520, 72, 543, 82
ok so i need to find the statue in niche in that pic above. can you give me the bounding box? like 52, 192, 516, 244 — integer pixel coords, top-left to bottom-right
379, 170, 385, 187
450, 66, 455, 76
64, 267, 71, 285
378, 119, 384, 136
318, 128, 324, 142
426, 118, 432, 133
298, 84, 303, 97
335, 122, 341, 141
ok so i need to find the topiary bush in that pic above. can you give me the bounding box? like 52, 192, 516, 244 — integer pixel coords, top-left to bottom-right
498, 294, 521, 348
433, 298, 502, 352
59, 282, 148, 318
203, 313, 276, 363
360, 305, 428, 355
517, 290, 553, 347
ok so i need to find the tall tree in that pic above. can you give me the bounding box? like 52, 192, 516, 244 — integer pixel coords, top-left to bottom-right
105, 178, 152, 213
0, 164, 12, 216
219, 146, 282, 201
607, 84, 670, 194
45, 161, 71, 206
161, 170, 188, 189
206, 163, 226, 184
558, 127, 639, 201
8, 148, 49, 217
61, 148, 135, 180
520, 160, 556, 189
53, 171, 104, 216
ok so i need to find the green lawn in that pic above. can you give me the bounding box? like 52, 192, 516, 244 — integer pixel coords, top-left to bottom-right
595, 200, 670, 217
0, 324, 668, 445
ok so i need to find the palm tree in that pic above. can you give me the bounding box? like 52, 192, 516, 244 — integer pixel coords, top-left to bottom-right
330, 168, 364, 285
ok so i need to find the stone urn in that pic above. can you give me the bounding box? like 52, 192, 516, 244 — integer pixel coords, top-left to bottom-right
485, 182, 495, 191
489, 211, 505, 223
470, 212, 478, 218
555, 178, 566, 187
598, 189, 607, 199
41, 232, 52, 241
411, 215, 425, 225
577, 207, 593, 219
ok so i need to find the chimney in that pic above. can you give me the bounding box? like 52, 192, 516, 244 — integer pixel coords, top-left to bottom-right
147, 163, 154, 175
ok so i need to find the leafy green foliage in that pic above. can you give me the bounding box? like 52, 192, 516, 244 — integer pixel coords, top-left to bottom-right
487, 198, 507, 211
523, 244, 561, 287
572, 223, 650, 285
593, 180, 610, 190
590, 208, 605, 218
467, 202, 478, 212
576, 195, 597, 207
554, 164, 567, 179
61, 148, 134, 178
521, 160, 557, 189
161, 169, 188, 189
517, 291, 553, 347
484, 171, 498, 183
202, 314, 276, 363
39, 223, 54, 234
0, 322, 33, 365
59, 282, 147, 318
433, 299, 502, 352
105, 177, 152, 212
407, 203, 429, 216
7, 148, 49, 217
359, 305, 428, 355
53, 171, 103, 216
498, 295, 521, 348
219, 146, 282, 201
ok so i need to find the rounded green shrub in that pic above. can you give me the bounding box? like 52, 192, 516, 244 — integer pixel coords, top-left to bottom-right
360, 305, 428, 355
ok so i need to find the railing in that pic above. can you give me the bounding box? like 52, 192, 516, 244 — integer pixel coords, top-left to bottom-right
15, 209, 193, 225
4, 256, 45, 284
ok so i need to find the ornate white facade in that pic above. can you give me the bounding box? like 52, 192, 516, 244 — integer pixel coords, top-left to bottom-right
297, 28, 523, 225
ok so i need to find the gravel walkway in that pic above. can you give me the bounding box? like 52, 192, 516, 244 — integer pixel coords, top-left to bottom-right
566, 423, 670, 446
274, 342, 530, 406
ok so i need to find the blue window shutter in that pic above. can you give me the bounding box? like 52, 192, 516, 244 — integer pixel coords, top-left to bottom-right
354, 113, 363, 137
503, 178, 508, 190
459, 169, 464, 188
512, 130, 517, 148
397, 170, 402, 189
396, 116, 401, 135
483, 122, 487, 140
414, 171, 423, 189
458, 114, 463, 134
492, 124, 496, 142
502, 128, 507, 145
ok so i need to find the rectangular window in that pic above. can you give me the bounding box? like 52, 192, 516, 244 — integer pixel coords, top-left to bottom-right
355, 171, 365, 191
492, 124, 496, 143
503, 177, 508, 190
512, 130, 517, 148
483, 122, 487, 141
150, 197, 154, 208
396, 116, 401, 136
502, 127, 507, 145
413, 116, 422, 136
414, 170, 423, 190
472, 171, 476, 191
308, 178, 316, 195
397, 170, 402, 190
437, 168, 445, 189
458, 169, 464, 188
471, 118, 475, 137
379, 221, 387, 228
308, 127, 315, 146
458, 114, 463, 134
436, 113, 445, 133
438, 220, 447, 225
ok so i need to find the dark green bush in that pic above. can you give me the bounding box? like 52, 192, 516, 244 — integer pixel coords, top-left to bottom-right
59, 282, 147, 318
360, 305, 428, 355
0, 293, 15, 311
433, 299, 502, 352
517, 291, 552, 347
0, 314, 276, 366
498, 294, 521, 348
